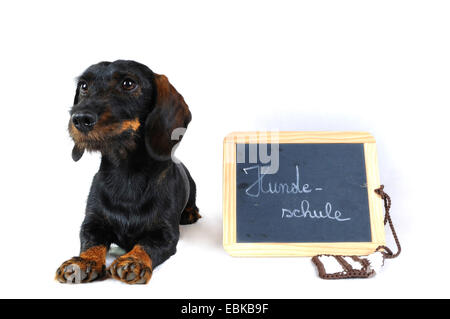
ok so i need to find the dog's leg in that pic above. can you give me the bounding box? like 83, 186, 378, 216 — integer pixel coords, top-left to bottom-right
179, 166, 201, 225
180, 205, 201, 224
108, 245, 153, 284
55, 245, 107, 283
55, 215, 110, 283
109, 228, 179, 284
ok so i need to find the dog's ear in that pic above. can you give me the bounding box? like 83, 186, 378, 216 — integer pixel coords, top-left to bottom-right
71, 85, 85, 161
72, 144, 84, 162
73, 84, 80, 105
144, 74, 191, 161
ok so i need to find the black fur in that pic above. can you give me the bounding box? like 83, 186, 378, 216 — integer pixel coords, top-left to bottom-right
58, 60, 199, 282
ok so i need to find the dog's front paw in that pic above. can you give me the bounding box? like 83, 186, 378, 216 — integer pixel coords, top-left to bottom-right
108, 256, 152, 284
55, 257, 105, 284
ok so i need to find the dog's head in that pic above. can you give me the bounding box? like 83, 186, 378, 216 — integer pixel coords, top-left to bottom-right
69, 60, 191, 163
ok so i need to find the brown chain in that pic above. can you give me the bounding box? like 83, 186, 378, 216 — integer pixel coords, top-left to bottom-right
374, 185, 401, 259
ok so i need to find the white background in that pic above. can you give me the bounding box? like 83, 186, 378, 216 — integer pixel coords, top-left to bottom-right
0, 0, 449, 299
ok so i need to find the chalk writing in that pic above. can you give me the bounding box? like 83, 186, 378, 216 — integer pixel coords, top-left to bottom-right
242, 164, 351, 222
281, 200, 351, 222
243, 165, 314, 198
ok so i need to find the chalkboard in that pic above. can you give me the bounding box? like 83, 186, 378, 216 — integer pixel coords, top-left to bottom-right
223, 132, 385, 256
236, 143, 371, 243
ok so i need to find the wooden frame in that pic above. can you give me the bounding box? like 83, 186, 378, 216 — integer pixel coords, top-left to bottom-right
223, 131, 385, 256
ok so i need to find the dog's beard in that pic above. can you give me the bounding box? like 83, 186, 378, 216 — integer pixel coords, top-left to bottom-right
71, 135, 138, 165
69, 120, 140, 164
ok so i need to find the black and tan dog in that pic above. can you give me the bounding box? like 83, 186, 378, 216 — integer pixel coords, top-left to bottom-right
56, 60, 200, 284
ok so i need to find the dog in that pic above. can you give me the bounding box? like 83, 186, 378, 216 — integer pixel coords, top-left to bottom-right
55, 60, 200, 284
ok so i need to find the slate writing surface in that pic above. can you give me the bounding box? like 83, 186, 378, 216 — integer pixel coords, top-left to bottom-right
235, 143, 372, 243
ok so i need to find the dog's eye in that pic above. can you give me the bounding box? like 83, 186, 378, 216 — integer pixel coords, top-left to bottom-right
122, 78, 136, 90
79, 81, 88, 92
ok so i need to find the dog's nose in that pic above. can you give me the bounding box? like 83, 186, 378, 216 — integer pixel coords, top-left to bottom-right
72, 112, 97, 132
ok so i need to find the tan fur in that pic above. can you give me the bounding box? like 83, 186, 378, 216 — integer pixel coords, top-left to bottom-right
55, 245, 107, 283
121, 245, 152, 269
119, 118, 140, 132
108, 245, 153, 284
185, 207, 202, 222
80, 245, 107, 266
69, 108, 140, 148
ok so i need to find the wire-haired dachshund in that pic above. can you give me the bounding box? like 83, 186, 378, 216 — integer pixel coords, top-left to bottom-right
55, 60, 200, 284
